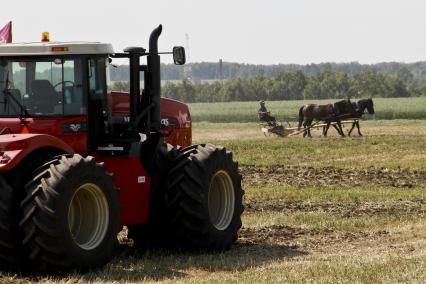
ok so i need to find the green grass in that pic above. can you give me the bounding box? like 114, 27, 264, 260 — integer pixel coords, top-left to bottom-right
188, 97, 426, 122
214, 135, 426, 169
244, 211, 423, 232
246, 185, 426, 203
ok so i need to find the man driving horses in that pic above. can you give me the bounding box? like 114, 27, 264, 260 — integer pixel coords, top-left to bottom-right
258, 100, 277, 126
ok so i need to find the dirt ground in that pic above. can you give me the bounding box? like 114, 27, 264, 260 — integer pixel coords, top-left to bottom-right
240, 163, 426, 246
241, 165, 426, 189
238, 224, 391, 250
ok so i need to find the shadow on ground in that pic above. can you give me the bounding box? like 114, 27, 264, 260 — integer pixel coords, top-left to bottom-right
3, 240, 306, 282
82, 241, 306, 282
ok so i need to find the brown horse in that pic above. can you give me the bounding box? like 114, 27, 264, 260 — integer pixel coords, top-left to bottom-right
298, 104, 345, 138
320, 98, 375, 136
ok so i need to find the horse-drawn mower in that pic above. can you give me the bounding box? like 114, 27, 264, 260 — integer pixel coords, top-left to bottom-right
260, 98, 374, 138
260, 121, 294, 137
260, 119, 355, 137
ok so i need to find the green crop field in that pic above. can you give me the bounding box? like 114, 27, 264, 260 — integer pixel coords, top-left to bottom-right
188, 97, 426, 123
3, 119, 425, 283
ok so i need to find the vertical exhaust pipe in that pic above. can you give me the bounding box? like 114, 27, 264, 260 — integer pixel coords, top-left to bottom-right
147, 24, 162, 131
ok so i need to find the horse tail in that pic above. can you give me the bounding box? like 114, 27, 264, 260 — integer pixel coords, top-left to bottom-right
298, 106, 304, 130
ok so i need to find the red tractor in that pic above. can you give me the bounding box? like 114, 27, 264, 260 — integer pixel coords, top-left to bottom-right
0, 25, 243, 271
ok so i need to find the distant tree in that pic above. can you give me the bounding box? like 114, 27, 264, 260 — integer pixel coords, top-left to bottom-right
397, 67, 414, 84
245, 76, 269, 101
386, 76, 410, 97
220, 78, 246, 101
273, 71, 307, 100
351, 70, 390, 98
111, 81, 129, 92
162, 81, 180, 100
159, 67, 416, 102
303, 77, 321, 100
411, 81, 426, 97
195, 81, 223, 102
179, 80, 197, 102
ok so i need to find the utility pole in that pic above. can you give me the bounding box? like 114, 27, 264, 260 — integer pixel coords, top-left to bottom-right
219, 59, 223, 84
183, 33, 192, 80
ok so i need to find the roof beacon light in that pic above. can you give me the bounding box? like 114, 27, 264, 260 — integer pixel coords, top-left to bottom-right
41, 32, 50, 42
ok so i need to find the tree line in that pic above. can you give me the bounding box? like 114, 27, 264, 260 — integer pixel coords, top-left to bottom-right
110, 61, 426, 83
112, 69, 426, 102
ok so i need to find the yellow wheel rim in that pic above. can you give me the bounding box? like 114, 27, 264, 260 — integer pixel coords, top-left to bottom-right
68, 183, 109, 250
208, 170, 235, 231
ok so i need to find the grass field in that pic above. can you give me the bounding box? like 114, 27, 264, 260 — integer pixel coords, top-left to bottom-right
1, 120, 425, 283
189, 97, 426, 123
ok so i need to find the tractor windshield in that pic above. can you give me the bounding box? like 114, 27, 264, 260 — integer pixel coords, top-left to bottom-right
0, 57, 86, 117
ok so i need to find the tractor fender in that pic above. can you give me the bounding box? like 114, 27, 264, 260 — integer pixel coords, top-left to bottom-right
0, 133, 74, 172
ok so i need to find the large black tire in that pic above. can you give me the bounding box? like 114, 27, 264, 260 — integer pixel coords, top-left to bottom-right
165, 144, 244, 250
0, 173, 27, 269
0, 153, 63, 270
20, 154, 120, 271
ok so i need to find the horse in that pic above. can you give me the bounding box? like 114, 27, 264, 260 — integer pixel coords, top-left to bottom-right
322, 98, 375, 136
321, 99, 354, 137
347, 98, 375, 136
298, 103, 345, 138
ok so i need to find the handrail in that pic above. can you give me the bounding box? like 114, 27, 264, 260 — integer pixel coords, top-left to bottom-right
0, 127, 12, 135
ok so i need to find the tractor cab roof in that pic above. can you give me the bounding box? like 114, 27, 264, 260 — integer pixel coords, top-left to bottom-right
0, 41, 114, 56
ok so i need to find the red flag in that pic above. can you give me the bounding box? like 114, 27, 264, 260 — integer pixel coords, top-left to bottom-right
0, 21, 12, 43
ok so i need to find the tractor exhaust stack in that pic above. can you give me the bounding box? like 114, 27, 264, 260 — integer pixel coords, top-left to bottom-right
147, 25, 162, 132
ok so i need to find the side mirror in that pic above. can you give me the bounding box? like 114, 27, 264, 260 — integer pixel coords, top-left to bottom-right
173, 46, 186, 65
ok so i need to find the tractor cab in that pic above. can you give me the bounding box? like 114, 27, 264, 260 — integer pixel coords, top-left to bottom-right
0, 30, 187, 154
0, 40, 113, 152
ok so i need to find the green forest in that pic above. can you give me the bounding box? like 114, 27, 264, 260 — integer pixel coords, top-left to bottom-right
111, 61, 426, 102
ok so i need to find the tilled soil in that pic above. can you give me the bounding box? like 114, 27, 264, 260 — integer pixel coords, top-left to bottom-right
241, 165, 426, 188
239, 225, 318, 245
239, 165, 426, 248
245, 198, 426, 215
238, 225, 390, 249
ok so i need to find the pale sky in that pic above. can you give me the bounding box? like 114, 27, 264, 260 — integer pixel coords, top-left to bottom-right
3, 0, 426, 64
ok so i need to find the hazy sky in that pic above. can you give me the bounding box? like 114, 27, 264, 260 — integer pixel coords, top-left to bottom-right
3, 0, 426, 64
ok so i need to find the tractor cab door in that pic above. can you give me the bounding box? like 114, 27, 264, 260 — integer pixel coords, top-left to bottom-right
87, 57, 109, 151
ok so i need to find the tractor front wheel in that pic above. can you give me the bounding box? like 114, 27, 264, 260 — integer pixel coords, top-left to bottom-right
20, 154, 120, 271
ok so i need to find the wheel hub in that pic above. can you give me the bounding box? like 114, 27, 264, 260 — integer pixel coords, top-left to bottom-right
68, 183, 109, 250
208, 170, 235, 230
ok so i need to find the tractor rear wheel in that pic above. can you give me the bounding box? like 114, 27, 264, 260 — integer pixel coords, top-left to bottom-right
165, 144, 243, 250
20, 154, 120, 271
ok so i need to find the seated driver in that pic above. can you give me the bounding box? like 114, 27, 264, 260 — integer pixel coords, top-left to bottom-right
258, 100, 277, 126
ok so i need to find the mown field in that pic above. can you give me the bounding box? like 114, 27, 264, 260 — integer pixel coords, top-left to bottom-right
189, 97, 426, 123
1, 119, 425, 283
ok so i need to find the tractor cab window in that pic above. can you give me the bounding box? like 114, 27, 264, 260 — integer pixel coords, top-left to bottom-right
89, 58, 108, 103
88, 58, 108, 122
0, 57, 86, 117
87, 57, 109, 148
